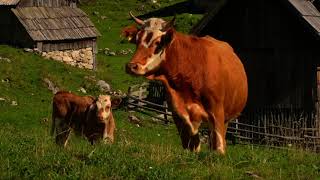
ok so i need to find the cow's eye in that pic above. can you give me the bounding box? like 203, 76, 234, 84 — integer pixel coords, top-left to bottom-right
154, 42, 162, 54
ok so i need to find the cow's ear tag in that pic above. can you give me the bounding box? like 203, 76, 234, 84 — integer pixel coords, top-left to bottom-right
128, 36, 132, 41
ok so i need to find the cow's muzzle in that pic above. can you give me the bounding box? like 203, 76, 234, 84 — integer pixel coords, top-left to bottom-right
126, 63, 139, 75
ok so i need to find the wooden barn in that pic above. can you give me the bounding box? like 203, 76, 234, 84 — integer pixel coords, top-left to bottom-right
192, 0, 320, 150
0, 0, 100, 69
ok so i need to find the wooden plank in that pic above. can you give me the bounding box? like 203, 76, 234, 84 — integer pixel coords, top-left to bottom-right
37, 41, 43, 51
128, 95, 169, 109
127, 102, 172, 117
288, 0, 320, 16
316, 67, 320, 138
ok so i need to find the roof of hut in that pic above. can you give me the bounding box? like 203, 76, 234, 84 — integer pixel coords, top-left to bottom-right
0, 0, 20, 5
11, 6, 101, 41
287, 0, 320, 37
191, 0, 320, 38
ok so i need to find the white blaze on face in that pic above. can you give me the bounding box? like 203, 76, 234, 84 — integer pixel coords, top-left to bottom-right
96, 95, 111, 120
142, 18, 166, 31
137, 30, 167, 74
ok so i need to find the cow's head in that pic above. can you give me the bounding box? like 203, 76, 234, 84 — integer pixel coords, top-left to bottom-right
123, 12, 175, 76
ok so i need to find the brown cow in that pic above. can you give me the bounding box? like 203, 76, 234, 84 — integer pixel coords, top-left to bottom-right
51, 91, 116, 147
124, 14, 248, 154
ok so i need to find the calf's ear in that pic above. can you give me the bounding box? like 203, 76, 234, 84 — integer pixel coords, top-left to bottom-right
111, 96, 122, 109
121, 25, 139, 43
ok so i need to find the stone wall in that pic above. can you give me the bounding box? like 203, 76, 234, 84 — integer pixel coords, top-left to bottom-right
41, 47, 94, 69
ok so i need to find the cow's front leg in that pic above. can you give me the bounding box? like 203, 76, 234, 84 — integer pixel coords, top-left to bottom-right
103, 117, 115, 144
151, 75, 197, 134
172, 112, 201, 152
208, 104, 227, 155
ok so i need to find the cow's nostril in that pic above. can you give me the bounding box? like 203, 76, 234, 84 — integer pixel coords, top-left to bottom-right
132, 64, 138, 70
127, 63, 138, 71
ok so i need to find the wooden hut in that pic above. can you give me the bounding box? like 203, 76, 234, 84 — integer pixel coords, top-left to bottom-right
192, 0, 320, 150
0, 0, 100, 69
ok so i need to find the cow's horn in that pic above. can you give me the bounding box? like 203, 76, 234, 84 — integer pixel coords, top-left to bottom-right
129, 11, 145, 25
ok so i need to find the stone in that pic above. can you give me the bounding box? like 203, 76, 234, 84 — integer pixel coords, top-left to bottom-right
97, 80, 111, 92
84, 64, 93, 70
43, 78, 59, 94
93, 11, 100, 16
70, 62, 76, 66
63, 51, 69, 56
0, 57, 11, 63
84, 50, 92, 57
128, 114, 141, 125
109, 51, 116, 56
78, 87, 87, 94
52, 56, 63, 61
62, 56, 73, 62
24, 48, 33, 52
11, 101, 18, 106
71, 50, 80, 59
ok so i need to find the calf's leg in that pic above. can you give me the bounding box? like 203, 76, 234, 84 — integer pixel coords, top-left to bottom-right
55, 118, 71, 147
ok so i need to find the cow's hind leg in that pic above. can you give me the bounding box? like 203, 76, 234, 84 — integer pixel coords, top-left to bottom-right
207, 105, 227, 155
55, 118, 71, 147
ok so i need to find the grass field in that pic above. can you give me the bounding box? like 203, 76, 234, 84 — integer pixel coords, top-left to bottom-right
0, 0, 319, 179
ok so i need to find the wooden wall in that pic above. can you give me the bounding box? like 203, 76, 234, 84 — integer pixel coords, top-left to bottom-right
18, 0, 76, 7
40, 39, 95, 52
199, 0, 320, 111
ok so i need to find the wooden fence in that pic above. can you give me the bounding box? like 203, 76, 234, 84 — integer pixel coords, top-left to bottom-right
126, 83, 320, 152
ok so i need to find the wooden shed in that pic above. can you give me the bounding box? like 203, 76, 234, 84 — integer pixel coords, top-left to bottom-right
192, 0, 320, 150
0, 0, 100, 69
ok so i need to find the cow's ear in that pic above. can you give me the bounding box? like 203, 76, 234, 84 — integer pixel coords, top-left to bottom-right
121, 25, 139, 43
111, 96, 122, 109
162, 15, 176, 32
89, 103, 96, 111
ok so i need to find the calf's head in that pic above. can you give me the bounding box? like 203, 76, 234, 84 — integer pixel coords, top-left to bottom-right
123, 12, 175, 76
89, 95, 112, 122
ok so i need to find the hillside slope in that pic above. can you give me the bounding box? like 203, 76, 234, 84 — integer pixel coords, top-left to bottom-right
0, 0, 319, 179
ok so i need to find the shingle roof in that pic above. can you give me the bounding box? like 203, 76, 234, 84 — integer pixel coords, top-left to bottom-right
0, 0, 20, 5
288, 0, 320, 37
12, 7, 101, 41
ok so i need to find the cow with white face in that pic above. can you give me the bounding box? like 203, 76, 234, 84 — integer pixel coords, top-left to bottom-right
123, 13, 248, 155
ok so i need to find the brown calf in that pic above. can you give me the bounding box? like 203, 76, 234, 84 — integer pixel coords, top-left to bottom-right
51, 91, 116, 147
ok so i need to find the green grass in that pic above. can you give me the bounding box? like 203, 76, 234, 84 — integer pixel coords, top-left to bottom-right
0, 0, 319, 179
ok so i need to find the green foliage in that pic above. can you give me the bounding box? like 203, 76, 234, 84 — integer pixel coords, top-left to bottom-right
0, 0, 319, 179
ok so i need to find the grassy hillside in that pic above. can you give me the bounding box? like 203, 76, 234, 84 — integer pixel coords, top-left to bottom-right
0, 0, 319, 179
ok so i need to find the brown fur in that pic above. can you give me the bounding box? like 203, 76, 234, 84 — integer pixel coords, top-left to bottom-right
51, 91, 115, 147
127, 27, 248, 154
